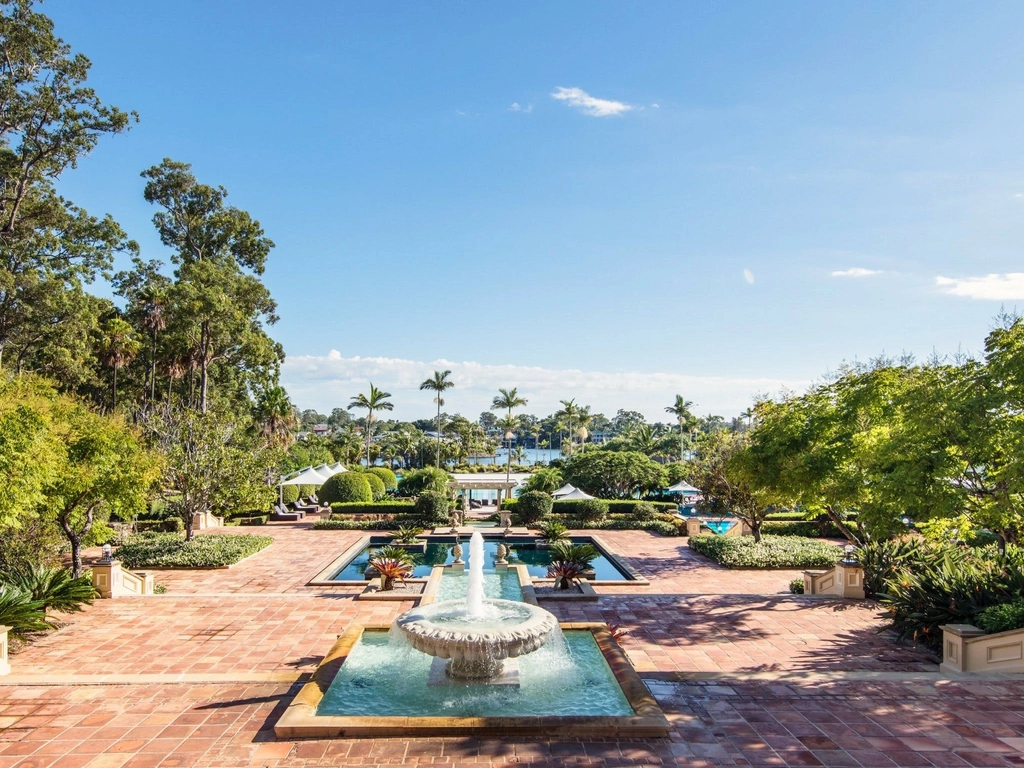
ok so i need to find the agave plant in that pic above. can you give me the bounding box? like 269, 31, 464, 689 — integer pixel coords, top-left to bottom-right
537, 520, 569, 543
368, 545, 416, 591
392, 526, 424, 545
0, 584, 49, 637
4, 565, 97, 614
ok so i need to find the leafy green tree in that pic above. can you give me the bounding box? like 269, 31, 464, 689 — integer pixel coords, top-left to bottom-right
0, 376, 63, 528
419, 369, 454, 467
524, 467, 563, 494
348, 383, 393, 466
146, 406, 277, 540
562, 450, 665, 499
140, 159, 280, 413
112, 257, 172, 405
253, 385, 297, 447
0, 0, 137, 377
45, 402, 158, 576
691, 430, 774, 542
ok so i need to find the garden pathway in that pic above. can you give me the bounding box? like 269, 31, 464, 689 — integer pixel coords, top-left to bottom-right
1, 523, 1021, 767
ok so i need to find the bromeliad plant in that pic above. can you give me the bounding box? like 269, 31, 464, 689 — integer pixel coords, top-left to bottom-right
368, 545, 417, 591
547, 541, 599, 590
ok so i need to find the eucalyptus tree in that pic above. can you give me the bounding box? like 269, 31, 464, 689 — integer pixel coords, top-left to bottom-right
0, 1, 137, 376
349, 383, 393, 466
419, 369, 454, 467
665, 395, 695, 459
140, 159, 280, 413
492, 388, 528, 480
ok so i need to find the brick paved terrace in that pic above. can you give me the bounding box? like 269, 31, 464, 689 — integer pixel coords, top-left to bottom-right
2, 523, 1023, 767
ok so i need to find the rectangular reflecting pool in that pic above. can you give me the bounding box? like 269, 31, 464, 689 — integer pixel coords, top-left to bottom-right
316, 629, 634, 718
331, 536, 632, 581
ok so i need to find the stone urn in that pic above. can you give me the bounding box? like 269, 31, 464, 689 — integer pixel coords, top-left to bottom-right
452, 542, 464, 564
495, 543, 508, 565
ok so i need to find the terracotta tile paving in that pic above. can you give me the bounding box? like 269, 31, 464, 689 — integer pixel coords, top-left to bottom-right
3, 524, 1020, 766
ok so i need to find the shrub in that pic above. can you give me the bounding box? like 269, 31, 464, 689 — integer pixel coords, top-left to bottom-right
878, 545, 1024, 648
605, 500, 677, 515
362, 472, 386, 501
320, 473, 373, 504
414, 491, 452, 526
689, 535, 843, 569
575, 498, 609, 524
762, 521, 844, 538
633, 502, 658, 522
857, 537, 933, 598
595, 518, 681, 536
314, 518, 418, 531
328, 501, 417, 516
135, 518, 183, 533
367, 467, 398, 490
516, 491, 553, 526
2, 565, 96, 613
298, 484, 317, 499
789, 578, 805, 594
538, 519, 569, 543
393, 526, 424, 544
397, 467, 450, 496
280, 485, 300, 505
977, 601, 1024, 635
116, 533, 273, 569
547, 542, 600, 590
0, 584, 48, 637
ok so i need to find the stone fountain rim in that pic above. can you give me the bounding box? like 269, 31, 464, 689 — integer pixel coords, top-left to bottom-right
395, 598, 558, 646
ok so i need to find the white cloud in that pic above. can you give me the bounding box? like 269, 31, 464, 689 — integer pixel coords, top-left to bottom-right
508, 102, 533, 113
743, 269, 755, 284
550, 86, 633, 117
832, 267, 882, 278
936, 273, 1024, 300
651, 103, 660, 108
281, 353, 803, 422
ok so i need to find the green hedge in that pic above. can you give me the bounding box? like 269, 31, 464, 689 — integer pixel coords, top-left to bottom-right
314, 518, 413, 531
281, 485, 300, 505
329, 501, 417, 516
135, 518, 183, 533
320, 473, 373, 504
762, 520, 845, 538
366, 467, 398, 490
689, 535, 843, 569
361, 471, 386, 501
116, 533, 273, 569
225, 515, 268, 527
605, 500, 677, 514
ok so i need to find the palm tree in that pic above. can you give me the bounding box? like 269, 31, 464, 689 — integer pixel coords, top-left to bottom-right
98, 318, 141, 410
419, 370, 454, 468
739, 407, 754, 430
491, 387, 528, 481
626, 423, 660, 457
141, 289, 167, 404
555, 398, 580, 455
348, 383, 394, 466
665, 394, 695, 460
254, 385, 297, 446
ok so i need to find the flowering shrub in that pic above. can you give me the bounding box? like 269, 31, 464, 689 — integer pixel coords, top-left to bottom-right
689, 534, 842, 569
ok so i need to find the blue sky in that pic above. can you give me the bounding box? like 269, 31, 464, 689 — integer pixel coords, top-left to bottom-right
48, 1, 1024, 420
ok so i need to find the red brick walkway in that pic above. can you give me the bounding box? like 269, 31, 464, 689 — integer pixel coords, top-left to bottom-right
1, 524, 1020, 767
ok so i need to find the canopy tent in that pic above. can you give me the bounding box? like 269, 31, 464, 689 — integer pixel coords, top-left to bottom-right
313, 463, 344, 478
280, 466, 330, 486
327, 462, 347, 474
557, 487, 594, 500
551, 483, 578, 499
666, 480, 700, 494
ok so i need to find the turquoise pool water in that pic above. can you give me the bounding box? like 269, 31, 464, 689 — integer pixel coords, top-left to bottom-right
333, 537, 630, 581
704, 521, 736, 535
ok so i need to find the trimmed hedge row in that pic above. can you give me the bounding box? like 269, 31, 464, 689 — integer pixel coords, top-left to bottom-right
329, 501, 417, 516
314, 518, 414, 531
504, 498, 677, 516
689, 534, 843, 569
116, 533, 273, 569
761, 520, 845, 538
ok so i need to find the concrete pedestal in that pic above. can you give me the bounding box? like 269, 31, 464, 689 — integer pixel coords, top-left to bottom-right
0, 625, 10, 675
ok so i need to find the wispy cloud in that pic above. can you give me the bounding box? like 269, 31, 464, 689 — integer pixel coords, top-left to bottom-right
281, 352, 803, 421
743, 269, 755, 284
936, 273, 1024, 300
832, 267, 882, 278
550, 86, 632, 117
508, 102, 533, 113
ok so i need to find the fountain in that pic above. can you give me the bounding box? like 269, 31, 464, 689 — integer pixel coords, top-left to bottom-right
394, 531, 558, 679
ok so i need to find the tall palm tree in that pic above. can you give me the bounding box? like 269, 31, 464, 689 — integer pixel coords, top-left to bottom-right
626, 423, 661, 457
348, 383, 394, 466
739, 407, 753, 430
98, 318, 141, 410
491, 387, 528, 481
419, 370, 454, 468
556, 398, 580, 456
141, 289, 167, 404
665, 394, 695, 460
254, 385, 297, 447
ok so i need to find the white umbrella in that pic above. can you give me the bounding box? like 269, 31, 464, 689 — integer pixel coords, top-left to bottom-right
327, 462, 347, 474
557, 487, 595, 500
280, 466, 331, 486
666, 480, 700, 494
551, 483, 578, 499
312, 463, 338, 478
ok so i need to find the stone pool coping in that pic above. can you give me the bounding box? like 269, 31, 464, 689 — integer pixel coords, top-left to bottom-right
273, 621, 670, 739
305, 532, 648, 587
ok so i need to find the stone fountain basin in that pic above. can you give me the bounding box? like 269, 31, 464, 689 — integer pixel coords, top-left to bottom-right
395, 598, 558, 665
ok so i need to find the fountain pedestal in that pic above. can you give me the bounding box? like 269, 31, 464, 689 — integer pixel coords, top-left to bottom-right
427, 657, 521, 686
